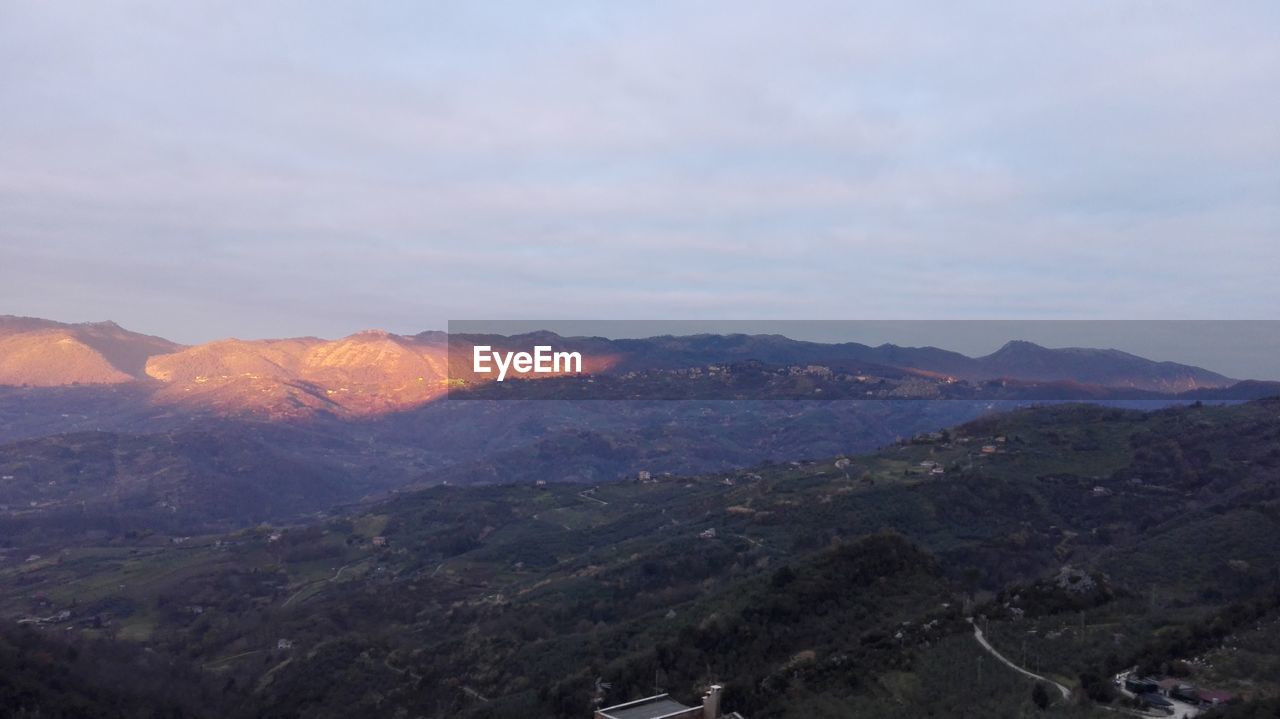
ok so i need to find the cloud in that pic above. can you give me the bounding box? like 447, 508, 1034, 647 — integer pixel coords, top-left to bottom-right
0, 1, 1277, 343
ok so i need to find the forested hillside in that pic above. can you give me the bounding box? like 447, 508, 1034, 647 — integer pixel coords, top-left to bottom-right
3, 399, 1280, 717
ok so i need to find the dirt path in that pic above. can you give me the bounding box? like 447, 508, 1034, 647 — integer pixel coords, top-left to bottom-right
383, 654, 423, 681
282, 561, 360, 607
969, 618, 1072, 700
578, 491, 608, 506
202, 648, 264, 669
462, 685, 490, 703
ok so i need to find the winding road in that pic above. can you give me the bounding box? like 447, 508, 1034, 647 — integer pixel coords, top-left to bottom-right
969, 618, 1072, 701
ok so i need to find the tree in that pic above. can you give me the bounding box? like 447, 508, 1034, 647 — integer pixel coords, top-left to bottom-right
770, 565, 796, 588
1032, 682, 1051, 710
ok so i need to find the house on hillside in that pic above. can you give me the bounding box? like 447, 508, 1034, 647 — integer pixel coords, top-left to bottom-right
1124, 676, 1159, 694
1198, 689, 1236, 706
1161, 680, 1198, 702
1135, 693, 1173, 711
1171, 684, 1199, 703
595, 685, 744, 719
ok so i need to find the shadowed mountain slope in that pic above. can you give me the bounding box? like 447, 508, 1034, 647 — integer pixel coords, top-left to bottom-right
0, 316, 182, 386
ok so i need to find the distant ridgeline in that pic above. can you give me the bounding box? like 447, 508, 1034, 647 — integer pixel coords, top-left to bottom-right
2, 316, 1274, 417
446, 330, 1261, 400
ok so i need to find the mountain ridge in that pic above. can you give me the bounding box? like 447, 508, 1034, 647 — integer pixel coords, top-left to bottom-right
0, 316, 1242, 418
0, 315, 183, 386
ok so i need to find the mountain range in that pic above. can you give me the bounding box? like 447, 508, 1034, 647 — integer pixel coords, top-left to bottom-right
3, 316, 1280, 717
0, 316, 1244, 420
2, 315, 1274, 545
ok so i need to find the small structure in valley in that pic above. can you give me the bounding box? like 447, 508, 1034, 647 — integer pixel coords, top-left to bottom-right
1124, 676, 1159, 694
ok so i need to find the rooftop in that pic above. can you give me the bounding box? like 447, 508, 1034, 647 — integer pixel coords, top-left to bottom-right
597, 694, 698, 719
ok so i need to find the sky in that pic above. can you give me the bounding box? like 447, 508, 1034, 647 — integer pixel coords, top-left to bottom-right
1, 1, 1278, 346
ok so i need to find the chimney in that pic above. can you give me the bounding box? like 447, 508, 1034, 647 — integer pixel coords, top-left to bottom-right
702, 684, 722, 719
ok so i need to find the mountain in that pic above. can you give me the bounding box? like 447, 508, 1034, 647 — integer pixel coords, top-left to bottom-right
144, 331, 453, 418
0, 317, 1245, 421
0, 316, 182, 387
3, 319, 1274, 718
5, 399, 1280, 718
0, 317, 1265, 539
608, 333, 1234, 390
975, 339, 1231, 391
0, 318, 461, 417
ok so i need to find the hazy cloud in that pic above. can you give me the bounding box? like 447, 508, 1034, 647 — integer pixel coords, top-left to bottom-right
1, 1, 1277, 343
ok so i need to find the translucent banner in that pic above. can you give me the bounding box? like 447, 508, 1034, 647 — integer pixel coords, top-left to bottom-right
445, 320, 1280, 401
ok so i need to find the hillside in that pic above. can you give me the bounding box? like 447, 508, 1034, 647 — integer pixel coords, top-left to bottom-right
144, 331, 455, 418
0, 316, 182, 387
0, 624, 227, 718
590, 334, 1236, 391
0, 422, 426, 544
977, 340, 1231, 392
4, 399, 1280, 717
0, 398, 991, 540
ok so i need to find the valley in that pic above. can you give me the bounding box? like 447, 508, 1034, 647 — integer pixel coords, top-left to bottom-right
3, 399, 1279, 717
